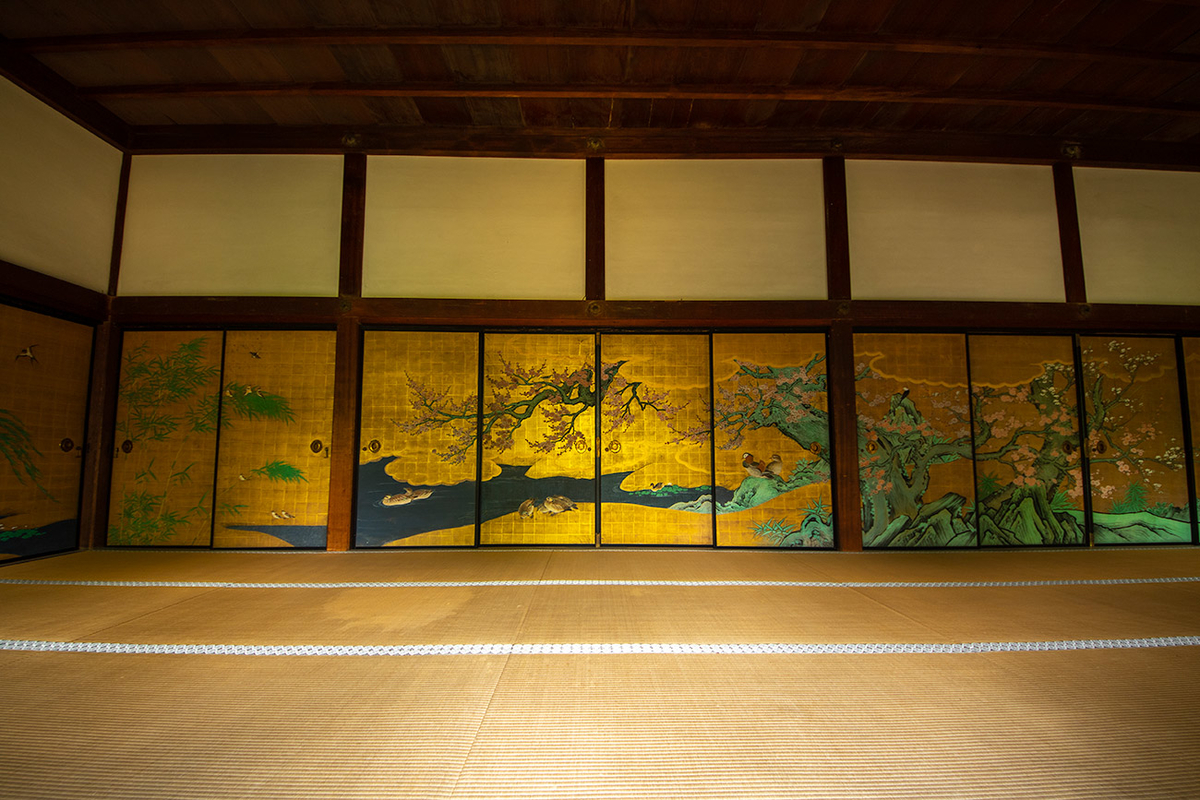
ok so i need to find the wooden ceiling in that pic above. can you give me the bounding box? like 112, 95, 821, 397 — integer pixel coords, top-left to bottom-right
3, 0, 1200, 167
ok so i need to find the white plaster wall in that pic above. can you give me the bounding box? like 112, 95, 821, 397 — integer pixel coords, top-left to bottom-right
0, 77, 123, 291
846, 161, 1064, 302
1075, 167, 1200, 306
363, 157, 585, 299
119, 154, 343, 296
605, 160, 827, 300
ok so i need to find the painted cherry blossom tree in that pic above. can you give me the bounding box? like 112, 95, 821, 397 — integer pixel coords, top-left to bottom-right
396, 358, 691, 463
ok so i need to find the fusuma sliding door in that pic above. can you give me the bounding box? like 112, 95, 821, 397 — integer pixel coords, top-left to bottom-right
356, 331, 479, 547
855, 333, 977, 548
0, 304, 92, 560
599, 334, 713, 545
711, 333, 832, 548
1080, 337, 1191, 544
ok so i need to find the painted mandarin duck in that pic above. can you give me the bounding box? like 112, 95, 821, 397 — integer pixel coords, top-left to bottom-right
742, 452, 768, 478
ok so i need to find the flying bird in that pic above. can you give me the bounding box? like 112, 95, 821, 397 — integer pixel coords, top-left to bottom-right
15, 345, 37, 364
249, 351, 261, 359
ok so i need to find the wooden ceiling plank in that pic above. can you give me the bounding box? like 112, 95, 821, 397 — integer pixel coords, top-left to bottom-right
32, 49, 174, 87
1002, 0, 1107, 45
1058, 0, 1160, 48
814, 0, 896, 33
753, 0, 835, 32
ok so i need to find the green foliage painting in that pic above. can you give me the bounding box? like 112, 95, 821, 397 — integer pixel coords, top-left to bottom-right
109, 334, 305, 546
109, 335, 222, 546
0, 408, 51, 499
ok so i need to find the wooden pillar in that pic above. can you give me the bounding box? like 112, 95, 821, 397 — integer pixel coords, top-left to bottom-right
78, 152, 131, 548
823, 157, 862, 551
585, 158, 605, 301
823, 156, 852, 302
326, 153, 367, 551
1053, 162, 1087, 304
827, 322, 863, 551
77, 318, 120, 548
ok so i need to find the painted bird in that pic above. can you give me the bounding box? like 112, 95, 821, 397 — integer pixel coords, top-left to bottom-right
518, 499, 537, 518
270, 511, 283, 520
540, 496, 578, 516
15, 345, 37, 364
766, 454, 786, 481
249, 351, 261, 359
742, 452, 768, 479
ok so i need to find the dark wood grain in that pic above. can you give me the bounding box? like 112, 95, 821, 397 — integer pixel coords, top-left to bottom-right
110, 296, 340, 325
107, 153, 131, 297
585, 158, 605, 301
1052, 162, 1088, 304
82, 81, 1200, 119
326, 316, 361, 551
77, 318, 120, 549
823, 157, 851, 301
827, 321, 863, 551
0, 258, 108, 322
124, 125, 1200, 170
339, 153, 367, 298
17, 26, 1200, 70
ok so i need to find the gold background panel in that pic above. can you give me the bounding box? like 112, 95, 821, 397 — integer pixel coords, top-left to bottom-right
481, 332, 596, 480
361, 331, 479, 487
481, 504, 595, 546
599, 334, 711, 492
387, 523, 475, 548
213, 330, 336, 549
0, 305, 92, 535
601, 503, 713, 545
108, 331, 222, 546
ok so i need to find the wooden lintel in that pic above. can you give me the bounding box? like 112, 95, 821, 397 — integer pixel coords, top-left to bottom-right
14, 26, 1200, 71
105, 295, 1200, 333
84, 81, 1200, 119
124, 126, 1200, 171
0, 259, 108, 322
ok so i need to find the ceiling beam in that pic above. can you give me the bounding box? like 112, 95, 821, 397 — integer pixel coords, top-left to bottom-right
125, 125, 1200, 170
0, 36, 128, 148
86, 81, 1200, 118
12, 26, 1200, 70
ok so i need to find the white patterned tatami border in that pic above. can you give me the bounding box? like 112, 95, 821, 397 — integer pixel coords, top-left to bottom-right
2, 637, 1199, 657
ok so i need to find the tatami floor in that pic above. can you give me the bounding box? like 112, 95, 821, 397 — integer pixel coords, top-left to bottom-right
2, 547, 1199, 799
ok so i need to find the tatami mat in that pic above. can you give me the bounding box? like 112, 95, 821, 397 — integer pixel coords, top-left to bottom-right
2, 547, 1199, 799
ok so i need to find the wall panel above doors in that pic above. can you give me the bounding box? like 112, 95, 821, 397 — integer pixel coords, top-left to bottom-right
118, 154, 344, 296
362, 157, 586, 299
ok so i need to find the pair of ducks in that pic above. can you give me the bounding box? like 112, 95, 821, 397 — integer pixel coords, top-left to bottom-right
743, 453, 786, 481
518, 496, 578, 517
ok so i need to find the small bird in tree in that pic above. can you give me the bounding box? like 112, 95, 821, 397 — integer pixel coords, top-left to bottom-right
742, 452, 768, 478
15, 345, 37, 364
766, 454, 787, 481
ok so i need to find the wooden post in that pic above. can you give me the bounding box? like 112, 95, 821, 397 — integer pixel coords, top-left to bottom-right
827, 322, 863, 551
326, 153, 367, 550
585, 158, 605, 301
1053, 162, 1087, 304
